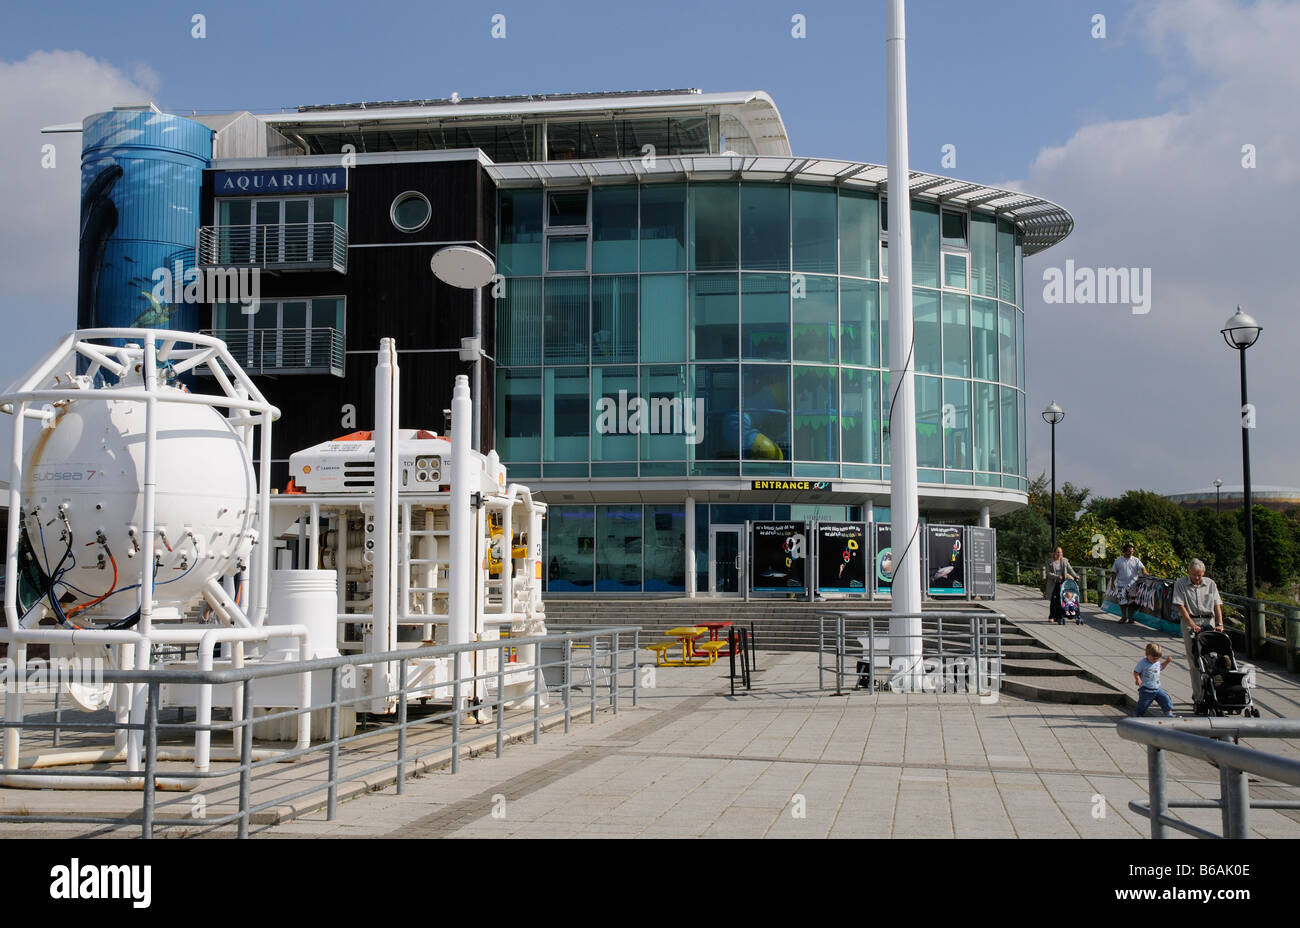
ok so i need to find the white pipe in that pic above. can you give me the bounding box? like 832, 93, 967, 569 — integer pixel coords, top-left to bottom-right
448, 374, 473, 715
309, 503, 320, 568
887, 0, 923, 676
252, 397, 273, 628
203, 576, 252, 627
500, 498, 513, 617
371, 339, 399, 706
685, 495, 696, 597
4, 402, 27, 770
335, 511, 348, 652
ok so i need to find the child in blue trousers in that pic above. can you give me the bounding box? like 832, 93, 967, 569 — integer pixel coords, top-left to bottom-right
1133, 642, 1177, 717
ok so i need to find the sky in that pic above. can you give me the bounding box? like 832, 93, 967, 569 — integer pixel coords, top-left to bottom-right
0, 0, 1295, 500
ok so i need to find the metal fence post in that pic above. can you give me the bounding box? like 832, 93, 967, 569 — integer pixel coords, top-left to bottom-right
750, 621, 757, 672
1148, 745, 1168, 839
632, 629, 640, 708
496, 644, 506, 759
327, 666, 340, 819
451, 660, 462, 774
142, 682, 158, 840
238, 679, 254, 839
1223, 765, 1250, 839
396, 658, 407, 796
533, 648, 542, 744
610, 632, 619, 714
589, 635, 597, 724
563, 639, 572, 734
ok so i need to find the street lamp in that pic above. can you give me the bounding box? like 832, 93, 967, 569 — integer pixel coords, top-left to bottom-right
1041, 402, 1065, 555
1213, 477, 1222, 515
431, 244, 497, 452
1221, 306, 1262, 655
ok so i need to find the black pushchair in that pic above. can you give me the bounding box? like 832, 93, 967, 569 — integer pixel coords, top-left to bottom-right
1191, 630, 1259, 717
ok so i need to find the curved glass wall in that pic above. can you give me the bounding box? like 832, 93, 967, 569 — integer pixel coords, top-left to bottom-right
495, 182, 1028, 490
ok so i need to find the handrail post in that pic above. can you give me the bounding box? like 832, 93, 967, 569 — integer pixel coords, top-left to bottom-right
610, 632, 619, 714
451, 658, 462, 774
142, 682, 158, 840
396, 658, 407, 795
1148, 745, 1168, 839
563, 639, 572, 734
632, 629, 640, 707
937, 614, 945, 693
496, 643, 506, 758
327, 666, 340, 819
238, 679, 253, 839
533, 648, 542, 744
589, 635, 597, 724
1223, 765, 1250, 839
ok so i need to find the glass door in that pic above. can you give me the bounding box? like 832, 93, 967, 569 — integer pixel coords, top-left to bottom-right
283, 199, 311, 262
708, 524, 745, 595
254, 200, 280, 264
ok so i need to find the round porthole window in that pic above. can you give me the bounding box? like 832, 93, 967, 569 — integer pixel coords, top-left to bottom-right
390, 191, 431, 232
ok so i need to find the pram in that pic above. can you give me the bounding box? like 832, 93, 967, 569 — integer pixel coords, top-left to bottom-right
1191, 630, 1260, 717
1059, 578, 1082, 624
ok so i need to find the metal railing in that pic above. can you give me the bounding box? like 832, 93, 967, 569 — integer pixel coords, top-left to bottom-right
817, 611, 1002, 696
201, 327, 344, 377
197, 222, 347, 273
1118, 717, 1300, 838
0, 626, 640, 838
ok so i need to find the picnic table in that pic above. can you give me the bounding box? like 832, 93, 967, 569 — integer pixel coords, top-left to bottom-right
644, 626, 726, 666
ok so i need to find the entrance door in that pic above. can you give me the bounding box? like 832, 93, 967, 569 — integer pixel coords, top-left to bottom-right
708, 524, 745, 595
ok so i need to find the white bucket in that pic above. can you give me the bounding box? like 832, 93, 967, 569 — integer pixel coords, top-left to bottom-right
267, 569, 340, 659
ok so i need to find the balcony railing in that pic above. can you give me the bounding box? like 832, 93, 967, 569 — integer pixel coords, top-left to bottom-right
197, 222, 347, 273
202, 327, 345, 377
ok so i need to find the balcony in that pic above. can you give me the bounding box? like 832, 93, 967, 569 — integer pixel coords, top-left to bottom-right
197, 222, 347, 273
202, 327, 345, 377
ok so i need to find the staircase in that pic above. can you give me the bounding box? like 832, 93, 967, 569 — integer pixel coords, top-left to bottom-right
997, 624, 1126, 706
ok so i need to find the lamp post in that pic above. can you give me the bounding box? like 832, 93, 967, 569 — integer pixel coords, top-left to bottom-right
1221, 306, 1261, 655
1041, 402, 1065, 555
1214, 477, 1222, 515
431, 244, 497, 451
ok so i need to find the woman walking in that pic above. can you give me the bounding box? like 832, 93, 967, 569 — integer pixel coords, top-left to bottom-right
1045, 546, 1079, 624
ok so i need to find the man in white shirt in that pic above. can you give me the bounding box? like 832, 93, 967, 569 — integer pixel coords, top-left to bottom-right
1109, 543, 1146, 624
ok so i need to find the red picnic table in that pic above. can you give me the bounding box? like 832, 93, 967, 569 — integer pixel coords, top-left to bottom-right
697, 620, 736, 655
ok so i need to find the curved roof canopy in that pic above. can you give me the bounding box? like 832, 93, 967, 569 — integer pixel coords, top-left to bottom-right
486, 155, 1073, 255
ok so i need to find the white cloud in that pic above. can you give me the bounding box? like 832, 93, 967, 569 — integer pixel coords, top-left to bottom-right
1013, 0, 1300, 499
0, 50, 157, 480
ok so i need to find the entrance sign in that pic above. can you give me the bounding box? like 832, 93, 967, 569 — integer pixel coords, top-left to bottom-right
816, 522, 867, 595
751, 522, 807, 592
967, 526, 997, 598
874, 522, 893, 595
926, 524, 966, 596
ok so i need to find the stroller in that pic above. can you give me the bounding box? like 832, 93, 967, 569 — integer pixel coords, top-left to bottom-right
1059, 578, 1082, 624
1191, 630, 1260, 717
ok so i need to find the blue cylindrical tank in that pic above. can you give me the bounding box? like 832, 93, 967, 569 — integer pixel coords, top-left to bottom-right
77, 108, 213, 333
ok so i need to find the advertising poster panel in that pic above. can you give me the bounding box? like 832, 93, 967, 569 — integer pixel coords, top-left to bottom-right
751, 522, 807, 592
816, 522, 867, 594
926, 524, 966, 595
874, 523, 893, 595
967, 526, 997, 597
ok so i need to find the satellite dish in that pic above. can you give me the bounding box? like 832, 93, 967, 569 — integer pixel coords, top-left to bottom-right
430, 245, 496, 289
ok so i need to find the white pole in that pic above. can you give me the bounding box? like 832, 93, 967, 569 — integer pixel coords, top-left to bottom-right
979, 505, 990, 529
371, 338, 400, 704
472, 288, 482, 453
887, 0, 923, 680
449, 374, 474, 715
684, 496, 696, 598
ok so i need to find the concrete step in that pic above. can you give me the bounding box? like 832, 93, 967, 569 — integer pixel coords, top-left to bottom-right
1001, 658, 1084, 677
1001, 674, 1126, 706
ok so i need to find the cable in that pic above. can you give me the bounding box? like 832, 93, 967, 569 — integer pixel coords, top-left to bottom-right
883, 325, 923, 595
65, 548, 118, 618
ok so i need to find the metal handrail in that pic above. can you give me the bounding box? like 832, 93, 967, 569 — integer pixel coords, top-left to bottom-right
1117, 717, 1300, 838
0, 625, 642, 838
197, 222, 347, 271
201, 327, 344, 376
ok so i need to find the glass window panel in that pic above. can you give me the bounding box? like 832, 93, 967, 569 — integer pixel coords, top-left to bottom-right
916, 374, 943, 468
998, 219, 1016, 303
971, 297, 999, 382
970, 213, 997, 298
544, 368, 589, 462
839, 278, 879, 368
880, 282, 890, 367
1015, 236, 1024, 307
942, 292, 971, 378
943, 378, 972, 471
999, 303, 1017, 385
973, 381, 1001, 473
792, 274, 837, 363
793, 365, 838, 462
691, 273, 738, 361
640, 184, 686, 271
640, 274, 687, 362
592, 186, 637, 273
640, 365, 689, 461
740, 183, 789, 271
741, 273, 789, 361
911, 201, 940, 289
690, 183, 739, 270
591, 366, 639, 463
311, 297, 343, 332
742, 364, 790, 461
644, 505, 686, 592
543, 278, 589, 364
546, 506, 593, 593
1016, 310, 1025, 390
547, 235, 587, 272
595, 506, 642, 592
591, 275, 637, 363
499, 190, 542, 276
690, 364, 740, 461
942, 211, 968, 248
547, 121, 618, 160
841, 368, 881, 465
881, 369, 891, 466
914, 289, 941, 375
792, 185, 837, 273
547, 192, 588, 228
944, 253, 968, 290
496, 369, 542, 462
881, 241, 889, 280
839, 190, 879, 278
496, 277, 541, 366
1000, 386, 1019, 474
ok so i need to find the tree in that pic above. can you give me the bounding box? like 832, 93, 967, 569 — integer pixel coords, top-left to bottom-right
991, 506, 1051, 566
1190, 508, 1245, 593
1059, 514, 1180, 579
1241, 505, 1294, 587
1027, 472, 1091, 543
1087, 490, 1197, 560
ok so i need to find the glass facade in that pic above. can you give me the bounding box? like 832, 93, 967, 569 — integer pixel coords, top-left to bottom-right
495, 181, 1027, 491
